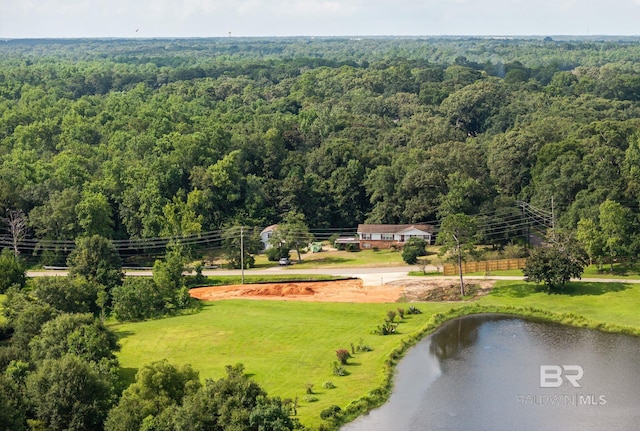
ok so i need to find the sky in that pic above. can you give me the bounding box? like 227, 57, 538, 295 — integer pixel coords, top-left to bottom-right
1, 0, 640, 39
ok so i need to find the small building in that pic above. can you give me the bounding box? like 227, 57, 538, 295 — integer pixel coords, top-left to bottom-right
357, 224, 434, 250
260, 224, 278, 250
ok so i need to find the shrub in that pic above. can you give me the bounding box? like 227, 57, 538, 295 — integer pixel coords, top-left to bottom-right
303, 395, 319, 403
407, 305, 422, 315
397, 308, 405, 319
356, 338, 372, 352
401, 237, 428, 264
265, 247, 281, 262
304, 382, 314, 395
336, 349, 351, 365
374, 321, 398, 335
332, 362, 347, 376
386, 310, 397, 322
320, 405, 342, 420
322, 381, 336, 389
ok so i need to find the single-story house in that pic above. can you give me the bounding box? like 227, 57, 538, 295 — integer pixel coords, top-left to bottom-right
357, 224, 435, 249
260, 224, 278, 250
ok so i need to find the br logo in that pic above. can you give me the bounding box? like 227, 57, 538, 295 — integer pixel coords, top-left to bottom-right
540, 365, 584, 388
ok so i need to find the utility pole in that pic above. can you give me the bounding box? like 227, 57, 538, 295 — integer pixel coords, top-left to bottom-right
240, 226, 245, 285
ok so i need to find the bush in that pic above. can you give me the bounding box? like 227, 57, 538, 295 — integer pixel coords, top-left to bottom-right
303, 395, 318, 403
407, 305, 422, 315
320, 405, 342, 420
111, 278, 165, 321
304, 382, 314, 394
374, 321, 398, 335
336, 349, 351, 365
0, 248, 26, 293
322, 381, 336, 389
397, 308, 405, 319
332, 362, 347, 376
401, 237, 428, 264
386, 310, 397, 322
355, 338, 372, 352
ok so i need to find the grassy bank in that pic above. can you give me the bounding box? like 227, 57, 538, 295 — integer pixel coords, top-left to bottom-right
187, 274, 345, 287
113, 280, 640, 429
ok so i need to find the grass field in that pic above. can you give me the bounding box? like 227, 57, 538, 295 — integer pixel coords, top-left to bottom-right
113, 279, 640, 429
113, 300, 456, 428
253, 248, 430, 269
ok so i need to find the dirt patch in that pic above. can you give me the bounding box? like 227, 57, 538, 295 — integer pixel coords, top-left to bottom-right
242, 284, 316, 297
390, 279, 496, 302
189, 279, 404, 303
189, 278, 496, 303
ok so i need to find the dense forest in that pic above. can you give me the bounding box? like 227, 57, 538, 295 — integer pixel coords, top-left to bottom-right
3, 37, 640, 264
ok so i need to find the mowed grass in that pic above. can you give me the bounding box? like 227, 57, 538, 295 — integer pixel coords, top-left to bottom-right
113, 279, 640, 429
254, 248, 410, 269
479, 280, 640, 328
113, 300, 455, 427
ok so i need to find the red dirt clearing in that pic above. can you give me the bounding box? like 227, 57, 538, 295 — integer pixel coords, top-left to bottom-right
189, 279, 405, 303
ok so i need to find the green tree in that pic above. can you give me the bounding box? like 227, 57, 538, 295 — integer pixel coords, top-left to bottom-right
26, 354, 113, 431
76, 191, 114, 238
222, 226, 263, 269
598, 199, 631, 272
437, 213, 478, 296
0, 373, 27, 431
169, 363, 270, 431
153, 246, 186, 291
523, 231, 588, 292
4, 294, 59, 351
0, 248, 26, 293
269, 211, 314, 263
31, 276, 99, 315
111, 278, 167, 321
28, 313, 119, 364
67, 235, 123, 290
401, 237, 428, 265
104, 360, 201, 431
576, 218, 606, 270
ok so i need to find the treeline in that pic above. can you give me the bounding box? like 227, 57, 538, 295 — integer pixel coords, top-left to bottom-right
3, 37, 640, 264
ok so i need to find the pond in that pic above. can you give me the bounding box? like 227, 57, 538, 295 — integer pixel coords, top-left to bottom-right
342, 314, 640, 431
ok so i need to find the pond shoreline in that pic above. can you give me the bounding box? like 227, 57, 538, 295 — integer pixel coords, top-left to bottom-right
335, 303, 640, 431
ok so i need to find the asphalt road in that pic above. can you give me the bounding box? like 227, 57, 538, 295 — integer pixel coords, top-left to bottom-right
26, 265, 640, 287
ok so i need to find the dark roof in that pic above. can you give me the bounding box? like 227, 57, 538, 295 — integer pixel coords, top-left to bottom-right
357, 224, 434, 234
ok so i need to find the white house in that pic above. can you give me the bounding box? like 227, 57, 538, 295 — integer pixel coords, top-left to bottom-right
357, 224, 434, 249
260, 224, 278, 250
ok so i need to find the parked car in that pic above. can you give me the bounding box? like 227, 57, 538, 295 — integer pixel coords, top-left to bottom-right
278, 257, 291, 266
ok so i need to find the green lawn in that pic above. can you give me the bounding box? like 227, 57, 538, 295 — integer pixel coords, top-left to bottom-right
254, 248, 410, 269
113, 300, 455, 428
188, 274, 344, 288
479, 280, 640, 328
113, 279, 640, 429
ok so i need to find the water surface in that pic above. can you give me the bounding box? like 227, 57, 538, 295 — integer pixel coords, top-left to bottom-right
342, 314, 640, 431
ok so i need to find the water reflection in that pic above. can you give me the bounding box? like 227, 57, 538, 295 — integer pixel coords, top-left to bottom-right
342, 314, 640, 431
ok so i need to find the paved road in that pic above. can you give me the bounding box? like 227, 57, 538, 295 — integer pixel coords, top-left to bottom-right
26, 266, 640, 287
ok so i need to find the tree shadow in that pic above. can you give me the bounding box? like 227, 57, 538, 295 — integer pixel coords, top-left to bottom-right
113, 330, 135, 340
560, 282, 631, 296
119, 367, 138, 385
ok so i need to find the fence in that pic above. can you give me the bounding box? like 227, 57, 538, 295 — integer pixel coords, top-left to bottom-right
443, 258, 526, 275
